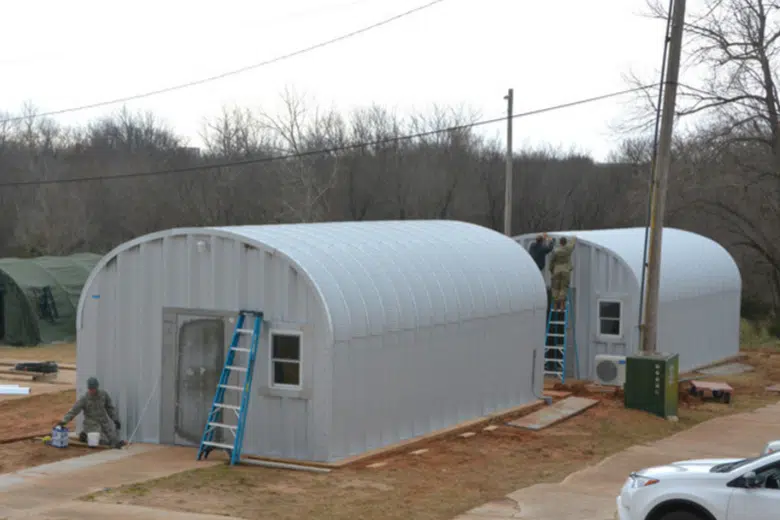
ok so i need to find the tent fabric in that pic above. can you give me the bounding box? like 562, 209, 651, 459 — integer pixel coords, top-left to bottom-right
0, 253, 101, 346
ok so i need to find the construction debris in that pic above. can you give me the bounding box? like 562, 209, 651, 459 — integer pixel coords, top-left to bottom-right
543, 390, 573, 399
13, 361, 59, 374
0, 384, 30, 395
507, 396, 599, 431
688, 380, 733, 403
697, 363, 753, 376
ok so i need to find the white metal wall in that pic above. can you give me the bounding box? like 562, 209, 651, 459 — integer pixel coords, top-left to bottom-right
77, 232, 333, 461
308, 222, 547, 460
656, 290, 742, 373
516, 236, 639, 379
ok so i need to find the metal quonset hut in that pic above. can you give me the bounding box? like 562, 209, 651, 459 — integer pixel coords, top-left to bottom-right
516, 227, 741, 379
77, 220, 547, 463
0, 253, 101, 346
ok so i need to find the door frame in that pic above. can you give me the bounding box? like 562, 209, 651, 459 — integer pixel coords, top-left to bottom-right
160, 307, 236, 445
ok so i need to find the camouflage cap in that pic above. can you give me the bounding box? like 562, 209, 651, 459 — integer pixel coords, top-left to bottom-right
87, 377, 99, 390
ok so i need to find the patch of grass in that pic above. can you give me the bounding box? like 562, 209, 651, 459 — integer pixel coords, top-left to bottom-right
122, 483, 151, 497
741, 318, 780, 349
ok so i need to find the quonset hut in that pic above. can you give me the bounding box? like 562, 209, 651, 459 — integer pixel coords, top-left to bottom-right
77, 220, 547, 463
516, 227, 741, 379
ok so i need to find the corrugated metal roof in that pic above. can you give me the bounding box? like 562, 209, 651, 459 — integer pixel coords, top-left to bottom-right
531, 227, 741, 302
77, 220, 546, 342
213, 220, 546, 341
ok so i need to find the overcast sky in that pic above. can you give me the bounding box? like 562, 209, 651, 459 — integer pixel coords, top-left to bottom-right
2, 0, 687, 161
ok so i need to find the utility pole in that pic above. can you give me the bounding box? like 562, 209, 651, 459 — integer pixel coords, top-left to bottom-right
641, 0, 686, 354
503, 88, 514, 236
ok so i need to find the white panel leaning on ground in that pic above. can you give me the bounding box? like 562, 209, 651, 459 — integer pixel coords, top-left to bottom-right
76, 220, 548, 463
515, 227, 742, 380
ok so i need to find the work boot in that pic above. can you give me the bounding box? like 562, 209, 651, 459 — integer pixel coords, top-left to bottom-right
113, 440, 126, 449
78, 431, 87, 443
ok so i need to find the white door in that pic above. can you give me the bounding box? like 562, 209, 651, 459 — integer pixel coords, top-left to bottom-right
727, 461, 780, 518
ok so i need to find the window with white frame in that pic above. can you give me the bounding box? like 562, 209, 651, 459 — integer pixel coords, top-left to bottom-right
598, 300, 622, 337
270, 331, 301, 388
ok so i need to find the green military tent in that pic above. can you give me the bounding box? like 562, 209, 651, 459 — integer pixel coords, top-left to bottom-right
0, 253, 101, 346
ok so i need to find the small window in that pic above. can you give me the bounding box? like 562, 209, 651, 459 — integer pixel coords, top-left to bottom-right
598, 300, 622, 337
270, 332, 301, 388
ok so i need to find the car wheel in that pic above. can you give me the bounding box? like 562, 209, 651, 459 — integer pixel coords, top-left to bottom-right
659, 511, 703, 520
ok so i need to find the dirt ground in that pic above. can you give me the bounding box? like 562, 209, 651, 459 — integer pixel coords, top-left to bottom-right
84, 348, 780, 520
0, 343, 77, 403
0, 438, 92, 474
0, 342, 76, 364
0, 388, 90, 474
0, 390, 77, 442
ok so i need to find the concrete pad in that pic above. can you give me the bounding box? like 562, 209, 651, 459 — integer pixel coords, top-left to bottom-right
454, 401, 780, 520
698, 362, 754, 376
0, 445, 220, 513
505, 487, 617, 519
0, 445, 157, 491
507, 397, 598, 431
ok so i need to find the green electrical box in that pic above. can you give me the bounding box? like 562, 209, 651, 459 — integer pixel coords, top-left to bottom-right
624, 352, 679, 418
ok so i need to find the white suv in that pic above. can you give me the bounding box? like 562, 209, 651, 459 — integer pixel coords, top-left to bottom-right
616, 451, 780, 519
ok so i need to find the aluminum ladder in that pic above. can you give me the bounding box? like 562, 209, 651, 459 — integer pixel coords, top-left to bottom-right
197, 310, 263, 465
543, 290, 574, 383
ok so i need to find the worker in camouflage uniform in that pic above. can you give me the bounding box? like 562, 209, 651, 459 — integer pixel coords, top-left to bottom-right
58, 376, 125, 449
548, 236, 577, 311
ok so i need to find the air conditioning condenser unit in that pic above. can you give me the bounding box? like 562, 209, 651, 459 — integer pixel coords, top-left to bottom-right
594, 354, 627, 387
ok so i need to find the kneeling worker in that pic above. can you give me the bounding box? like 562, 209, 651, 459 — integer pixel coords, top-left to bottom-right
58, 376, 125, 449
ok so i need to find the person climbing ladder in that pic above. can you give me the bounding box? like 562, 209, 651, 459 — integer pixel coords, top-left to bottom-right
548, 236, 577, 311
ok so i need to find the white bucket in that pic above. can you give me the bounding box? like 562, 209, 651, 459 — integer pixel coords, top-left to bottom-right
87, 431, 100, 447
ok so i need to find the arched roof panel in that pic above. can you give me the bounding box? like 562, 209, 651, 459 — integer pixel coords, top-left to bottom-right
518, 227, 741, 303
215, 221, 546, 341
78, 221, 547, 343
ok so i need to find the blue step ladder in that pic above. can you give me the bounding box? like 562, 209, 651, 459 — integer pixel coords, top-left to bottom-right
197, 310, 263, 465
543, 290, 578, 383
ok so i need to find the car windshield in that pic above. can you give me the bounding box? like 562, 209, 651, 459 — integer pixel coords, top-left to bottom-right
709, 454, 775, 473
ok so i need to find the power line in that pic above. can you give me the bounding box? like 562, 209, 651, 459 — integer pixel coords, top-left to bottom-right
0, 0, 447, 125
0, 84, 656, 189
0, 0, 378, 68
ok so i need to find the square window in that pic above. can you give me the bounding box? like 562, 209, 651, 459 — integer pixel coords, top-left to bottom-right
270, 332, 301, 388
599, 301, 621, 320
272, 334, 300, 361
273, 361, 300, 386
600, 318, 621, 336
598, 300, 622, 337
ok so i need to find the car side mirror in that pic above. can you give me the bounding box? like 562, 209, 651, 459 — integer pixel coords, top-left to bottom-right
743, 471, 763, 488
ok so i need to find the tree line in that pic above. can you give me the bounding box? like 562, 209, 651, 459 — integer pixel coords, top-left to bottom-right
1, 0, 779, 320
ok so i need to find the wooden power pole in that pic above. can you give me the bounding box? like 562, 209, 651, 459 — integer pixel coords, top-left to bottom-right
641, 0, 686, 354
503, 88, 514, 236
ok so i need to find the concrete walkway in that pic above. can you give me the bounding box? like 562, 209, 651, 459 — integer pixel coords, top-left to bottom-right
454, 402, 780, 520
0, 444, 238, 519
